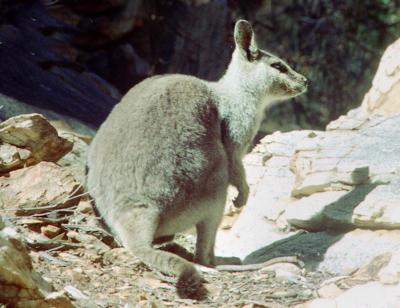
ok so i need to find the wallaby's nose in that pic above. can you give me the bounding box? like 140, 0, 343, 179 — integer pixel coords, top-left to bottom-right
304, 78, 311, 87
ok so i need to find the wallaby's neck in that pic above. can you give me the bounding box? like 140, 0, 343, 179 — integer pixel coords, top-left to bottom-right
208, 56, 272, 149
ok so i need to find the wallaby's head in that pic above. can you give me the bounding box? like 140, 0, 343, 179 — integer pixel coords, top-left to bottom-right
229, 20, 308, 101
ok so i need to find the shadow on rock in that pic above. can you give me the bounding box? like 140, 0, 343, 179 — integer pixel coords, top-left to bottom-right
244, 168, 383, 271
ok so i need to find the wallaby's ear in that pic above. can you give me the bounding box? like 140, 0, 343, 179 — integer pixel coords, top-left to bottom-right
234, 19, 259, 61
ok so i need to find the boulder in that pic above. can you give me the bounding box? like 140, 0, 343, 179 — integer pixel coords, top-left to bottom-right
359, 38, 400, 116
326, 37, 400, 131
0, 227, 73, 307
216, 36, 400, 292
291, 115, 400, 199
286, 115, 400, 231
0, 94, 96, 137
0, 113, 73, 173
0, 161, 83, 215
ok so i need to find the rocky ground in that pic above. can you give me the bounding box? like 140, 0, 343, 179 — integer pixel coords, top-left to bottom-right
1, 39, 400, 307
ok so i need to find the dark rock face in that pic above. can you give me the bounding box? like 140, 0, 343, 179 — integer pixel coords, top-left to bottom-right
162, 0, 231, 81
0, 2, 120, 126
1, 1, 397, 131
0, 1, 231, 127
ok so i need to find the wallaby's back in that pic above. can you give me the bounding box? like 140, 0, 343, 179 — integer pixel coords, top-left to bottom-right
88, 74, 227, 219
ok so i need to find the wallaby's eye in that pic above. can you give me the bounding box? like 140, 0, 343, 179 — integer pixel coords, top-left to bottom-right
271, 62, 288, 73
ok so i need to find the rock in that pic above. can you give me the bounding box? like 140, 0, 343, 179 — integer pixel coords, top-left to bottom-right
326, 38, 400, 132
338, 252, 392, 288
64, 285, 89, 300
57, 131, 89, 185
335, 282, 400, 308
0, 3, 120, 127
307, 230, 400, 275
0, 113, 73, 173
291, 115, 400, 198
289, 115, 400, 230
0, 143, 32, 173
352, 178, 400, 229
0, 227, 73, 307
41, 225, 63, 239
43, 291, 75, 308
262, 262, 303, 283
0, 93, 96, 137
305, 281, 400, 308
359, 38, 400, 116
219, 105, 400, 259
76, 200, 94, 214
216, 41, 400, 308
285, 191, 349, 231
0, 161, 83, 215
317, 283, 343, 298
66, 231, 110, 254
216, 131, 313, 258
379, 251, 400, 285
243, 229, 400, 276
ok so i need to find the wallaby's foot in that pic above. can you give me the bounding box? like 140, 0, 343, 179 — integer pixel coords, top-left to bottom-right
176, 267, 207, 300
215, 256, 242, 265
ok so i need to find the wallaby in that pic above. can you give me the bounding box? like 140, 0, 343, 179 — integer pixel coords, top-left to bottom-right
87, 20, 308, 299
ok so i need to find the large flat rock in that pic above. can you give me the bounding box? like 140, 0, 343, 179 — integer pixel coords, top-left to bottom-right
0, 161, 82, 216
217, 115, 400, 262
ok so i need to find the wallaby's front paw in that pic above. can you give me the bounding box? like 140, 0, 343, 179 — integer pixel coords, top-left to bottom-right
233, 184, 249, 208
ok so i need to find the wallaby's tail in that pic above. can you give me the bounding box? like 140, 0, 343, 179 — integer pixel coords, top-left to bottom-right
110, 206, 207, 299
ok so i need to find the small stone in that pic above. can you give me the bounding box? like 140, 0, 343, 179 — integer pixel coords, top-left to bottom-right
77, 200, 93, 214
41, 225, 63, 238
308, 131, 317, 138
261, 262, 302, 275
64, 285, 89, 300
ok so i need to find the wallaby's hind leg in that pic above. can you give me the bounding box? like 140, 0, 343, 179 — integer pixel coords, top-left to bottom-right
195, 207, 241, 267
195, 218, 219, 266
112, 207, 207, 299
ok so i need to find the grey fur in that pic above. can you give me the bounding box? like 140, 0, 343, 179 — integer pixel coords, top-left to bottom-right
87, 20, 307, 299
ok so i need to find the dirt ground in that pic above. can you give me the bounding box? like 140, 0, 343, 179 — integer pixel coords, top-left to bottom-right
13, 200, 332, 308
